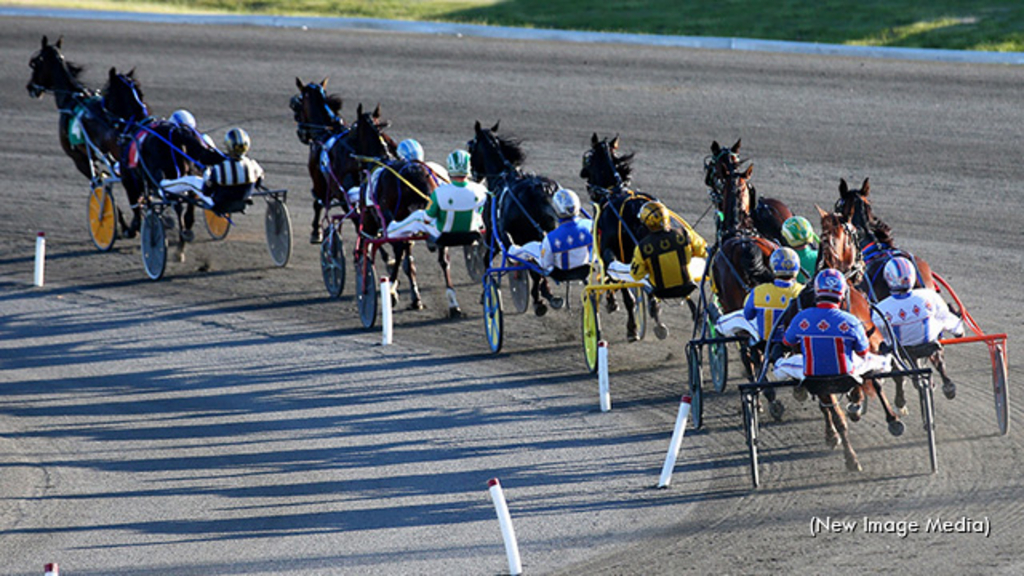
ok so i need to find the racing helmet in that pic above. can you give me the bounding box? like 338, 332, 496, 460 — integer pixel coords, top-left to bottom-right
397, 139, 424, 162
552, 188, 581, 219
639, 201, 670, 232
814, 268, 847, 302
782, 216, 816, 248
883, 256, 916, 293
446, 149, 471, 177
170, 109, 196, 129
224, 127, 250, 159
770, 247, 800, 278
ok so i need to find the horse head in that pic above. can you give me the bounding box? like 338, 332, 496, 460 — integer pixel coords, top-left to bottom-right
291, 77, 345, 144
834, 177, 894, 248
467, 120, 525, 185
352, 103, 394, 162
103, 67, 149, 125
27, 35, 84, 99
816, 205, 863, 284
580, 133, 635, 204
709, 139, 754, 237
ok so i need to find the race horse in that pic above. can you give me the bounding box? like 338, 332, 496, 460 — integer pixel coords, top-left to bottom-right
289, 77, 352, 244
580, 133, 694, 340
105, 68, 225, 260
27, 36, 136, 235
705, 139, 793, 245
791, 206, 906, 471
834, 177, 936, 302
351, 104, 453, 315
467, 120, 561, 316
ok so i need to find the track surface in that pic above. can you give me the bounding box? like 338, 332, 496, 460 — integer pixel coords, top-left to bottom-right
2, 16, 1023, 575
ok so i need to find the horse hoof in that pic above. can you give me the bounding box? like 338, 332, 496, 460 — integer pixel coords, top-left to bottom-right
895, 392, 906, 410
846, 458, 863, 472
408, 300, 425, 311
654, 324, 669, 340
846, 402, 863, 420
122, 229, 137, 240
534, 302, 548, 317
606, 299, 619, 314
448, 306, 464, 319
181, 229, 195, 243
899, 406, 909, 416
176, 249, 186, 263
828, 436, 842, 450
943, 381, 956, 400
793, 386, 808, 403
888, 419, 905, 437
310, 229, 323, 244
769, 400, 785, 422
626, 330, 639, 343
548, 296, 564, 310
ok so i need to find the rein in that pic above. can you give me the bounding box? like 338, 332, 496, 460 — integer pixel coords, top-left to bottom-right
352, 155, 432, 203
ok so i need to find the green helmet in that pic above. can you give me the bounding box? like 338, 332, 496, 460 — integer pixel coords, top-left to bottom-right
446, 149, 472, 177
782, 216, 817, 247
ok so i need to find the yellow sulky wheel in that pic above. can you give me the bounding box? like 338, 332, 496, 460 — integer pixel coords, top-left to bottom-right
87, 184, 118, 251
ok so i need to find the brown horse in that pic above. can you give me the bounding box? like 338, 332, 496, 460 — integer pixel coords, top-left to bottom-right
807, 206, 906, 471
833, 178, 936, 301
705, 139, 793, 245
27, 36, 136, 235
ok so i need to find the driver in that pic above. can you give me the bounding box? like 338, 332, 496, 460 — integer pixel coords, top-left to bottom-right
781, 216, 820, 283
386, 149, 487, 244
203, 127, 264, 212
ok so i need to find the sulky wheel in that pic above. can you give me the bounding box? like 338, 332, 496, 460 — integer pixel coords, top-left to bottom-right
509, 269, 530, 314
87, 183, 118, 251
320, 225, 346, 298
356, 256, 378, 329
687, 344, 704, 429
483, 275, 504, 353
203, 208, 231, 240
265, 197, 293, 267
463, 241, 488, 283
581, 292, 601, 373
140, 208, 167, 281
993, 345, 1010, 436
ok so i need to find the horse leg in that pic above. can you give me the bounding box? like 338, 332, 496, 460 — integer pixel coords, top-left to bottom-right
828, 397, 862, 472
439, 247, 463, 318
846, 385, 865, 422
182, 203, 195, 242
893, 375, 909, 415
931, 348, 956, 399
122, 183, 141, 239
384, 244, 403, 309
310, 190, 324, 244
819, 395, 841, 450
868, 378, 905, 436
650, 297, 668, 340
532, 272, 549, 317
622, 288, 639, 342
402, 243, 424, 310
605, 290, 620, 313
173, 203, 187, 263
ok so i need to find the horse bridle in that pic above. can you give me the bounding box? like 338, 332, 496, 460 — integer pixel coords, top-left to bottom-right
820, 220, 865, 283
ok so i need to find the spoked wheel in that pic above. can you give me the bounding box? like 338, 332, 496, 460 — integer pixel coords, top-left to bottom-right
916, 371, 939, 474
509, 269, 530, 314
203, 209, 231, 240
140, 208, 167, 281
742, 390, 761, 488
993, 344, 1010, 436
687, 344, 704, 429
356, 256, 378, 329
709, 319, 729, 393
628, 287, 648, 341
320, 225, 346, 298
87, 183, 118, 251
464, 241, 488, 283
265, 198, 293, 267
483, 275, 504, 353
581, 292, 601, 373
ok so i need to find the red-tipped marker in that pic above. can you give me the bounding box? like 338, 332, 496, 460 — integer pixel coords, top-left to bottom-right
44, 563, 58, 576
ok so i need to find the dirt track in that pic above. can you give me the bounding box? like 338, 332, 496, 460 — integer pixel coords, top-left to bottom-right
2, 15, 1024, 575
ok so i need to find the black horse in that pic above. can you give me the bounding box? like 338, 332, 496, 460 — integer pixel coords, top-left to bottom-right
352, 104, 455, 315
467, 120, 560, 316
27, 36, 137, 234
107, 68, 224, 259
290, 77, 352, 244
580, 133, 688, 340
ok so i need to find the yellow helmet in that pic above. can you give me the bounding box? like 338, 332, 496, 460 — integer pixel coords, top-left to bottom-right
639, 201, 670, 232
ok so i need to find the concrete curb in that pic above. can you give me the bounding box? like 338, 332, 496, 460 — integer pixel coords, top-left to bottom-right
4, 6, 1023, 65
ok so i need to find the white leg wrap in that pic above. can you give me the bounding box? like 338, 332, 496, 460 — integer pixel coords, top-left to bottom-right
446, 287, 460, 309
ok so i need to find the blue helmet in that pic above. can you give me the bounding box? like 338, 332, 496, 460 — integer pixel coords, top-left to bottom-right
814, 268, 847, 301
397, 139, 424, 162
769, 247, 800, 278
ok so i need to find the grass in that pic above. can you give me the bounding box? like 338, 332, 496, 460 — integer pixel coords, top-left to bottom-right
9, 0, 1024, 52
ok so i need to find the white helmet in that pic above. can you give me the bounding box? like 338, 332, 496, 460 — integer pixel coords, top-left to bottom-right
552, 188, 581, 219
169, 109, 196, 129
397, 139, 424, 162
883, 256, 915, 293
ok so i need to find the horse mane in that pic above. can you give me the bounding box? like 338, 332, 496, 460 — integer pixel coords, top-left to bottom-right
493, 131, 526, 167
325, 92, 343, 115
103, 70, 144, 102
